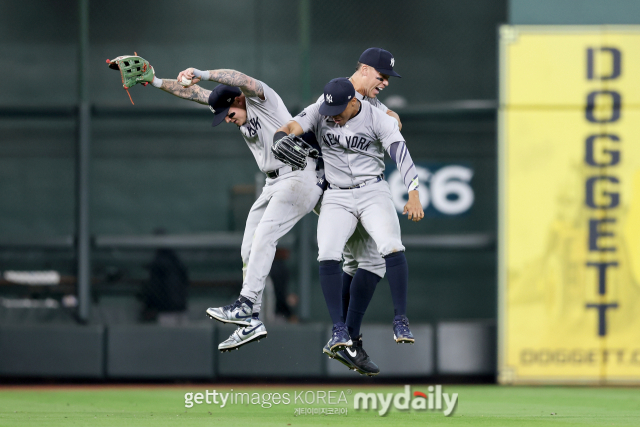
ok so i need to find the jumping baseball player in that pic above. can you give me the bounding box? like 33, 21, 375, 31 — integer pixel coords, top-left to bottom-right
142, 66, 323, 351
105, 54, 414, 364
274, 77, 424, 373
319, 48, 413, 376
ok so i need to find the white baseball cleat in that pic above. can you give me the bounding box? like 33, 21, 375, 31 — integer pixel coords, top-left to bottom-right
218, 317, 268, 352
206, 297, 253, 326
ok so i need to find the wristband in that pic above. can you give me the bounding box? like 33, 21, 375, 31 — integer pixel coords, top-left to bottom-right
151, 77, 163, 88
273, 131, 287, 143
193, 69, 210, 80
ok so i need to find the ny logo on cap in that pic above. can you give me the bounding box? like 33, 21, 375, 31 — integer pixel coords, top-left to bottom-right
390, 57, 395, 67
326, 94, 333, 103
209, 106, 216, 114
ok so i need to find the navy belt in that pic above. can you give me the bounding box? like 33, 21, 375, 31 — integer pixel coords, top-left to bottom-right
328, 174, 384, 190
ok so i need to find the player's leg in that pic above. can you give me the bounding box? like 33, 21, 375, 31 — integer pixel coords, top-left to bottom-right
240, 188, 270, 316
357, 181, 414, 343
331, 227, 383, 375
327, 266, 382, 376
207, 189, 270, 326
323, 271, 355, 358
315, 193, 364, 362
341, 272, 353, 323
212, 172, 321, 351
317, 190, 358, 352
346, 268, 381, 336
341, 244, 356, 322
343, 223, 385, 337
240, 171, 322, 305
332, 236, 382, 377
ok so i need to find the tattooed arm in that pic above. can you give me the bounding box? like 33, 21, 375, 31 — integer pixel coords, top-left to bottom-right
158, 79, 211, 105
176, 68, 265, 100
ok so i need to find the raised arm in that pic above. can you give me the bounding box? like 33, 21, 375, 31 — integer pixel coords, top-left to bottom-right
177, 68, 264, 100
151, 77, 211, 105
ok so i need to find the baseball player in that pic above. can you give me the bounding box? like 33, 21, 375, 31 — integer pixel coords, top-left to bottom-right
320, 48, 413, 376
274, 77, 424, 372
146, 67, 323, 351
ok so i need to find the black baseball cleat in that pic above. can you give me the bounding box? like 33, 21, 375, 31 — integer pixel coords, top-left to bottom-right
334, 334, 380, 376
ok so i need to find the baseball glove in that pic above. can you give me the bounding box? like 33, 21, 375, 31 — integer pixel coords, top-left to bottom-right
106, 54, 154, 104
272, 134, 319, 170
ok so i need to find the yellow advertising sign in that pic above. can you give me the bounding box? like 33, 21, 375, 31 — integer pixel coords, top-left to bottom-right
499, 26, 640, 384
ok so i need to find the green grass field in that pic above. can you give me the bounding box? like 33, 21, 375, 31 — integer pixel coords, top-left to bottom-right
0, 384, 638, 426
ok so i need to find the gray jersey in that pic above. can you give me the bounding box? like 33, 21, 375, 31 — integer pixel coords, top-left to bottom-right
354, 90, 388, 112
241, 81, 290, 173
315, 89, 388, 112
294, 99, 404, 188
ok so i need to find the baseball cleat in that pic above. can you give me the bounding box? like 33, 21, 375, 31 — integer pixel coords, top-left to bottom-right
206, 296, 253, 326
335, 335, 380, 376
332, 349, 357, 371
218, 317, 267, 352
393, 315, 415, 343
323, 340, 336, 358
327, 322, 352, 352
323, 338, 359, 371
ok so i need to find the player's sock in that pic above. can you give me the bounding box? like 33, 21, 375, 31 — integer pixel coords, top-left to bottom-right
319, 260, 344, 324
252, 312, 260, 319
341, 272, 354, 322
384, 252, 408, 316
345, 268, 381, 337
238, 295, 254, 309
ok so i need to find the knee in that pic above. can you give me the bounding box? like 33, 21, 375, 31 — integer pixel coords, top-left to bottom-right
319, 260, 342, 275
383, 251, 407, 267
251, 228, 277, 251
379, 241, 405, 257
318, 246, 344, 262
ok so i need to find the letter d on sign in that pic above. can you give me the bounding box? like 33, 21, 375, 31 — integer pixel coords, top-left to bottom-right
393, 385, 411, 410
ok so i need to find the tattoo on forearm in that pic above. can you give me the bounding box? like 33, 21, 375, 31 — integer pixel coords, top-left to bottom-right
208, 69, 264, 98
160, 80, 210, 105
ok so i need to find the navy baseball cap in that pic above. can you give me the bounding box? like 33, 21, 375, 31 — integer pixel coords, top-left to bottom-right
318, 78, 356, 116
359, 47, 401, 78
208, 84, 242, 127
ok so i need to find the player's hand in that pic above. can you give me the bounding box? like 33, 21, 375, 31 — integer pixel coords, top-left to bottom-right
177, 68, 201, 85
403, 190, 424, 222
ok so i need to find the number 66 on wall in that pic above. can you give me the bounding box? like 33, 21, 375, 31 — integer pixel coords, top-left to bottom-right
388, 165, 475, 215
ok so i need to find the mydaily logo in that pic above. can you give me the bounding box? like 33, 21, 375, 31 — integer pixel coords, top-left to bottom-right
353, 385, 458, 416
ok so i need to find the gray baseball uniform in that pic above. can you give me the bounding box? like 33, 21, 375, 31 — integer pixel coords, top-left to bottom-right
315, 90, 388, 278
294, 98, 415, 262
341, 90, 389, 277
238, 81, 323, 311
